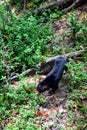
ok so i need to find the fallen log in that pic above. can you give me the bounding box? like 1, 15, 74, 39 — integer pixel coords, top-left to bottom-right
33, 0, 73, 13
8, 49, 86, 82
39, 49, 86, 74
46, 49, 86, 63
33, 0, 86, 14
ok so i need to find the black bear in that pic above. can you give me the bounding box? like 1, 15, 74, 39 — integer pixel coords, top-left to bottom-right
37, 57, 67, 94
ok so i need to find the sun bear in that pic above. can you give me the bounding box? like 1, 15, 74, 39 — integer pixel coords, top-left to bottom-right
37, 57, 67, 95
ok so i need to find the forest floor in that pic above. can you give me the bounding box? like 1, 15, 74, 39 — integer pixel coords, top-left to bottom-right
11, 74, 87, 130
1, 2, 87, 130
11, 3, 87, 130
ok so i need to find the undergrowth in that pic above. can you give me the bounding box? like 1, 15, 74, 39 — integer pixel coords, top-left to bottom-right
67, 60, 87, 89
68, 11, 87, 46
0, 2, 87, 130
0, 3, 52, 82
0, 83, 46, 130
66, 60, 87, 130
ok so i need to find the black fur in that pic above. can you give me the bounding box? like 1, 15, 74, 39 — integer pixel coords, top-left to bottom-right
37, 57, 67, 94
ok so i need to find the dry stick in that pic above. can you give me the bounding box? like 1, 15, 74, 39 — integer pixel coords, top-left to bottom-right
64, 0, 87, 12
8, 49, 86, 82
33, 0, 73, 13
9, 68, 37, 82
33, 0, 87, 14
46, 49, 86, 63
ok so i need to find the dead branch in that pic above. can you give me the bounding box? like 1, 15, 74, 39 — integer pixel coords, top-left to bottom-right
39, 49, 86, 74
8, 68, 37, 82
64, 0, 87, 12
46, 49, 86, 64
9, 49, 86, 82
33, 0, 73, 13
33, 0, 86, 14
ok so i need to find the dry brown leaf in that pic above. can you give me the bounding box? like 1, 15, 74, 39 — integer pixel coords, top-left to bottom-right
37, 110, 48, 117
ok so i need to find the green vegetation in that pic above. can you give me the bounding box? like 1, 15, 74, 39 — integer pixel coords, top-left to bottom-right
67, 60, 87, 89
0, 83, 46, 129
68, 11, 87, 45
0, 1, 87, 130
0, 3, 52, 82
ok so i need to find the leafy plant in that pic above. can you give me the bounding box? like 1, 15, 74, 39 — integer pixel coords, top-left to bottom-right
76, 25, 87, 45
0, 83, 42, 129
68, 101, 73, 109
0, 3, 52, 82
68, 12, 82, 40
68, 11, 87, 47
50, 7, 63, 19
66, 60, 87, 89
